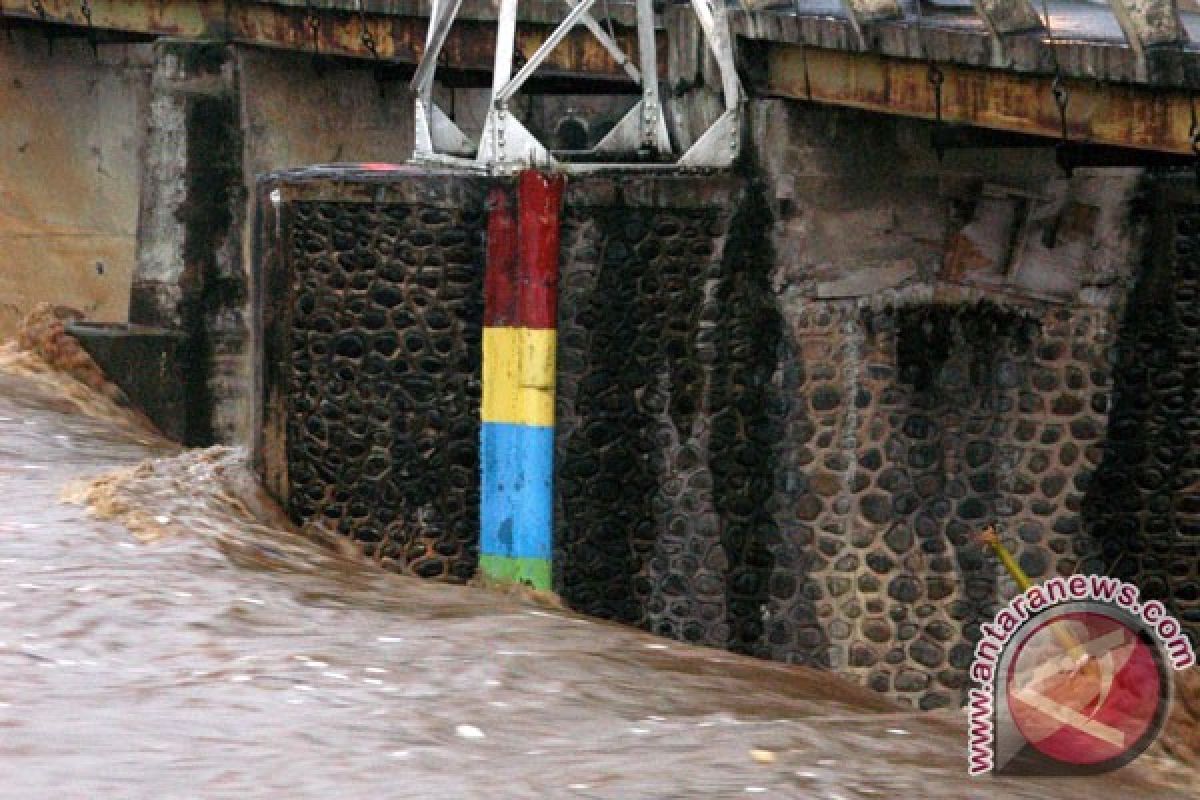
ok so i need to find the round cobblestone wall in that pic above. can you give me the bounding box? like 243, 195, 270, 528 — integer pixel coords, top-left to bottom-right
273, 172, 485, 582
1084, 198, 1200, 637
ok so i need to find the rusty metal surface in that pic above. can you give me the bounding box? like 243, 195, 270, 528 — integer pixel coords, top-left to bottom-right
0, 0, 651, 79
228, 3, 647, 77
258, 0, 641, 27
1, 0, 224, 37
767, 44, 1200, 154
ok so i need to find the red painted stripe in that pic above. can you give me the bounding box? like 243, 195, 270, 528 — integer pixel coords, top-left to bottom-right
483, 186, 519, 327
516, 170, 565, 330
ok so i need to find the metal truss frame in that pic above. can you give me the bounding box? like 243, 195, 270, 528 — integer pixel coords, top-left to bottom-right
409, 0, 742, 172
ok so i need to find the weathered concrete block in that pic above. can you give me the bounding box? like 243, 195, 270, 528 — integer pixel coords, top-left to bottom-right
66, 322, 187, 442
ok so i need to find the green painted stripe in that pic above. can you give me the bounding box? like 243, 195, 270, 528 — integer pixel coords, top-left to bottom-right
478, 554, 552, 591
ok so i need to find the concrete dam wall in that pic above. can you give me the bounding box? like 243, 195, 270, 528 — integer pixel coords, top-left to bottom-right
254, 149, 1200, 709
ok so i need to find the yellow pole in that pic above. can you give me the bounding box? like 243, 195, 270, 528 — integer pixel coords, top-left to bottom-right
978, 525, 1033, 592
977, 525, 1081, 657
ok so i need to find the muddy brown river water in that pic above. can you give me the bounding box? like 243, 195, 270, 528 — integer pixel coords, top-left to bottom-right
0, 367, 1191, 798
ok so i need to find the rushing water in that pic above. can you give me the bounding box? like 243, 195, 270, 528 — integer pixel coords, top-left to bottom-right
0, 367, 1190, 798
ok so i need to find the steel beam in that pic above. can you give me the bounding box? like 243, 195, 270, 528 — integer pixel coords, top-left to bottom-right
766, 44, 1200, 155
635, 0, 670, 151
494, 0, 600, 104
562, 0, 639, 82
0, 0, 651, 79
2, 0, 221, 37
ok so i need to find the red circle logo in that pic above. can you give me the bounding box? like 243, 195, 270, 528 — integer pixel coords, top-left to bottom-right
1006, 611, 1163, 766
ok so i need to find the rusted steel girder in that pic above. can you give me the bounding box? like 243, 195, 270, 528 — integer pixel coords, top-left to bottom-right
2, 0, 222, 37
767, 44, 1200, 156
0, 0, 650, 80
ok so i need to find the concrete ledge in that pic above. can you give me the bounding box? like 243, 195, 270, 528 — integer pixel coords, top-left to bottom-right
65, 321, 187, 442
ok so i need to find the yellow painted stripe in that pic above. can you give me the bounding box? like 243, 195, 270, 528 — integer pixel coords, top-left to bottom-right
482, 327, 556, 427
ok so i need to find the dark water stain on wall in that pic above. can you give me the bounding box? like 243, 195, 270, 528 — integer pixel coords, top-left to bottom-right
555, 202, 670, 625
177, 91, 244, 447
1084, 185, 1200, 638
554, 172, 787, 654
707, 164, 783, 655
554, 175, 748, 652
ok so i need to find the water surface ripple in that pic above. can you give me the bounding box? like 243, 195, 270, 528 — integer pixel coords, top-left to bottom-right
0, 371, 1186, 798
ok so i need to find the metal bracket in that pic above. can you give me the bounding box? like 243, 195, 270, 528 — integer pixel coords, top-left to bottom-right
477, 107, 554, 167
415, 98, 475, 157
679, 107, 739, 167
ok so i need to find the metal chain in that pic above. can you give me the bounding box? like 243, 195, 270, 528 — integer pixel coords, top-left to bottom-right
355, 0, 388, 97
1041, 0, 1069, 146
916, 0, 946, 159
31, 0, 53, 54
356, 0, 380, 61
80, 0, 97, 59
801, 43, 812, 102
304, 0, 324, 75
1051, 76, 1068, 141
929, 63, 944, 124
929, 61, 946, 164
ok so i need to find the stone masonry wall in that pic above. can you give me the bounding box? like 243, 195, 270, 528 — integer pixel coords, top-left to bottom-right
259, 168, 485, 582
770, 301, 1119, 706
253, 102, 1200, 710
1084, 186, 1200, 636
547, 104, 1154, 708
554, 173, 779, 650
742, 99, 1148, 706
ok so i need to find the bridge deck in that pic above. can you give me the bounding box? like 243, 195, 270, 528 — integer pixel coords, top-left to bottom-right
5, 0, 1200, 152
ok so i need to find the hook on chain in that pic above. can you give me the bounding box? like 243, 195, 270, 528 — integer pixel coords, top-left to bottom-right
80, 0, 97, 60
358, 6, 380, 61
356, 2, 387, 98
1051, 74, 1072, 177
1051, 75, 1069, 141
31, 0, 53, 55
304, 0, 324, 76
928, 63, 945, 161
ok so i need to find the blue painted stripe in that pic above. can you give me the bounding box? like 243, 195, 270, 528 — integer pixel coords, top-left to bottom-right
481, 422, 554, 561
